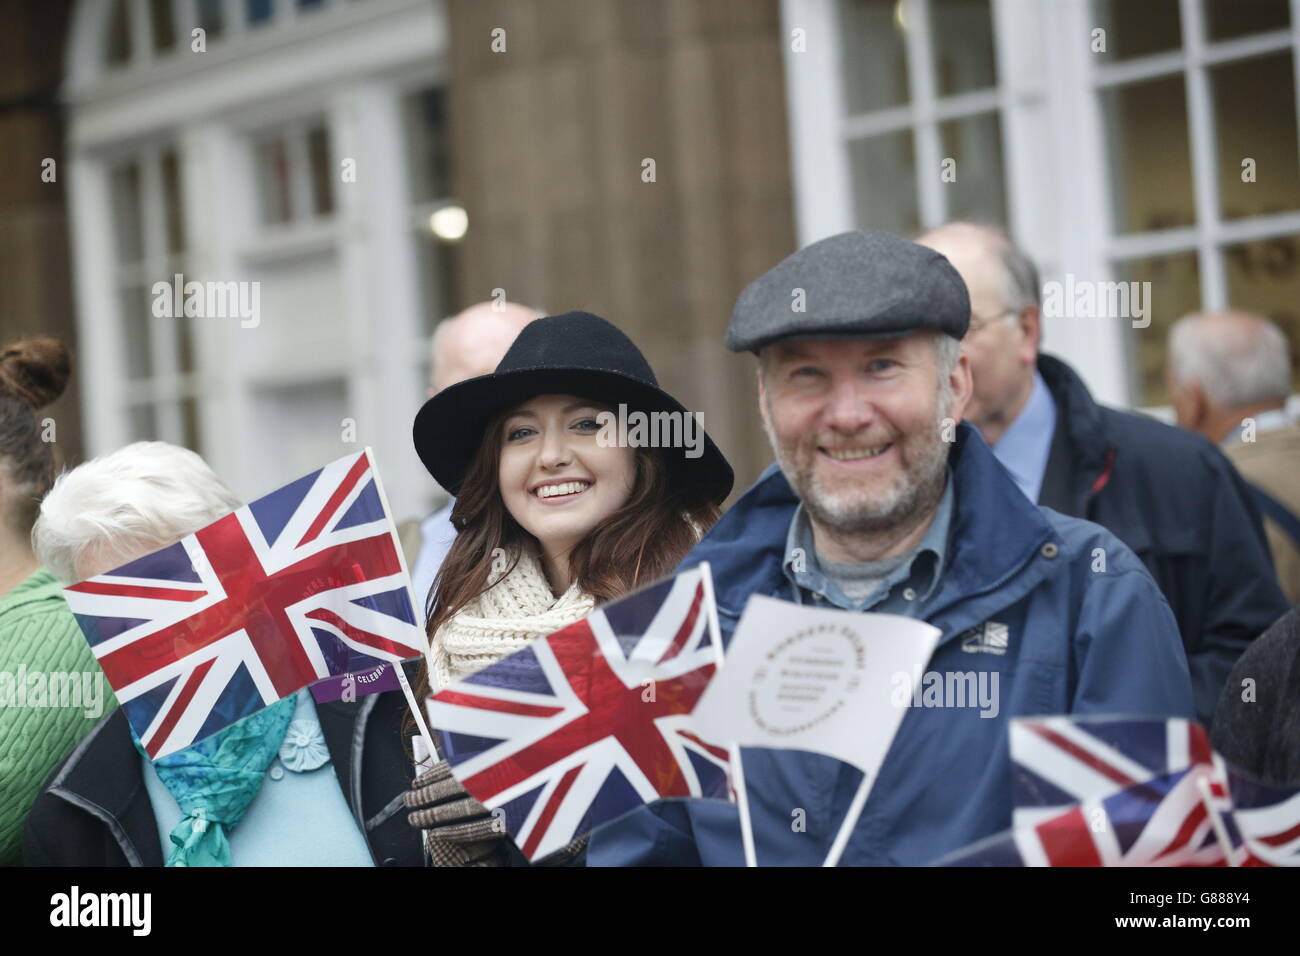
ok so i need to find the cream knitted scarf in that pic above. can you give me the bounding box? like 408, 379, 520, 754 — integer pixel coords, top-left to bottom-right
427, 547, 596, 693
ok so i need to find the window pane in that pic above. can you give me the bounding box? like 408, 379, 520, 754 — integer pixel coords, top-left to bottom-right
107, 0, 132, 66
180, 397, 202, 452
848, 130, 919, 235
839, 0, 910, 114
255, 138, 293, 225
1116, 251, 1202, 405
1224, 236, 1300, 393
405, 87, 452, 203
1101, 76, 1195, 234
177, 302, 196, 374
111, 161, 144, 264
247, 0, 274, 25
161, 149, 186, 254
121, 284, 154, 380
307, 125, 334, 217
129, 404, 159, 441
1206, 0, 1289, 42
939, 111, 1006, 225
417, 231, 462, 338
1092, 0, 1182, 61
198, 0, 225, 40
149, 0, 176, 52
932, 0, 997, 96
1214, 53, 1300, 221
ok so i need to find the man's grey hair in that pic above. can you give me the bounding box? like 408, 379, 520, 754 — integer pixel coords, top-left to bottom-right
1168, 311, 1293, 409
32, 441, 241, 582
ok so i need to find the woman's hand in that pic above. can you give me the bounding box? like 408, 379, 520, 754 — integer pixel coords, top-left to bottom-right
404, 760, 509, 867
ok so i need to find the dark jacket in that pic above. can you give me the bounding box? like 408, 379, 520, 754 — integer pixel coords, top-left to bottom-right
589, 423, 1194, 867
1036, 353, 1290, 725
21, 680, 423, 867
1211, 604, 1300, 786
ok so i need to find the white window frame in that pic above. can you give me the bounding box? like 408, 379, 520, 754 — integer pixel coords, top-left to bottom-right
64, 0, 448, 521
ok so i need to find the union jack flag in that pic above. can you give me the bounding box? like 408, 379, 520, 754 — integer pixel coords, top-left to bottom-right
938, 716, 1300, 867
426, 565, 730, 861
65, 449, 426, 759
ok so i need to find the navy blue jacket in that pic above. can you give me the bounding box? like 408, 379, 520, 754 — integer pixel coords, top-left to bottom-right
588, 423, 1195, 866
1036, 354, 1289, 724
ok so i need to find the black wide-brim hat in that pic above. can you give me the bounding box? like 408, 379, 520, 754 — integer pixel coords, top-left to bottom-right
413, 311, 734, 506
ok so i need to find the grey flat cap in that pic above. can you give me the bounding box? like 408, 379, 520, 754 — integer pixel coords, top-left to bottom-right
726, 230, 970, 353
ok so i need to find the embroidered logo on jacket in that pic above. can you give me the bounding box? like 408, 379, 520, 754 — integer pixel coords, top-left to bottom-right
961, 621, 1009, 655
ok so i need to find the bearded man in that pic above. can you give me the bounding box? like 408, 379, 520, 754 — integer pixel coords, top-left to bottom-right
587, 230, 1195, 867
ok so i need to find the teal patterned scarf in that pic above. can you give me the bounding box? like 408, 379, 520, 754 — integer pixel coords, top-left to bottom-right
132, 696, 297, 866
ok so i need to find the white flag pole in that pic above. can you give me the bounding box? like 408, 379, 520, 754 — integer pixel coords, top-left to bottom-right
699, 563, 756, 867
730, 744, 758, 867
363, 447, 439, 760
822, 771, 872, 867
1196, 774, 1238, 867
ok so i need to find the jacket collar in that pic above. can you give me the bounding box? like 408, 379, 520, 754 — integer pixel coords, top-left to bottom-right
687, 422, 1056, 623
1036, 352, 1111, 476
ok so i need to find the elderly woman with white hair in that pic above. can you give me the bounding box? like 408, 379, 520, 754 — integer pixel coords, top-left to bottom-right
23, 441, 423, 867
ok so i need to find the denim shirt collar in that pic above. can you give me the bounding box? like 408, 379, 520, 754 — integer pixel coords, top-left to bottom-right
781, 470, 955, 610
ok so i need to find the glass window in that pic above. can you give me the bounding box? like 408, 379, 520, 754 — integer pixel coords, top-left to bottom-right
416, 231, 461, 337
161, 149, 186, 255
939, 111, 1006, 225
1224, 235, 1300, 393
1092, 0, 1182, 62
247, 0, 275, 26
121, 284, 154, 381
1117, 251, 1202, 404
932, 0, 997, 96
405, 87, 452, 203
839, 0, 910, 114
106, 0, 132, 66
255, 138, 293, 225
129, 404, 159, 442
307, 125, 334, 217
1213, 53, 1300, 221
149, 0, 176, 52
1101, 76, 1195, 234
849, 130, 919, 235
111, 161, 144, 264
197, 0, 226, 41
1205, 0, 1290, 42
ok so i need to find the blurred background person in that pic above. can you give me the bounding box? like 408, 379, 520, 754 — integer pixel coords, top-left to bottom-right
0, 337, 111, 865
1168, 310, 1300, 604
24, 442, 422, 866
407, 301, 541, 618
917, 222, 1290, 726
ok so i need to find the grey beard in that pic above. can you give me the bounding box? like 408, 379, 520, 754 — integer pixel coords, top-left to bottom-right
764, 391, 954, 538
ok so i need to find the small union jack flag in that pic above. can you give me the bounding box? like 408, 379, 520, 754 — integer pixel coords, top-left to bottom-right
939, 716, 1300, 867
65, 449, 426, 759
426, 565, 730, 862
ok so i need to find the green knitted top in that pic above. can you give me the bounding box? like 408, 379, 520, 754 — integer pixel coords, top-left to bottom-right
0, 567, 118, 864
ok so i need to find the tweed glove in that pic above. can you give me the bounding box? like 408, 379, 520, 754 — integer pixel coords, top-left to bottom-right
404, 760, 509, 867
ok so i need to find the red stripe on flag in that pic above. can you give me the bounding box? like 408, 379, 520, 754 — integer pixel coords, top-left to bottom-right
1038, 806, 1105, 866
1156, 801, 1207, 859
144, 656, 217, 759
1027, 724, 1140, 789
521, 763, 584, 859
656, 582, 703, 665
304, 607, 421, 661
298, 455, 370, 547
677, 729, 729, 763
434, 688, 565, 718
1258, 818, 1300, 848
67, 580, 207, 602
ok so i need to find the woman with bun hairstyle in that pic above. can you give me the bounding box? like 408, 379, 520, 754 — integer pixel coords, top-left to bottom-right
0, 338, 115, 864
404, 311, 733, 866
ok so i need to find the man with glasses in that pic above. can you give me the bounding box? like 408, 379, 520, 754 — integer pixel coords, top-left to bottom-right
917, 222, 1289, 727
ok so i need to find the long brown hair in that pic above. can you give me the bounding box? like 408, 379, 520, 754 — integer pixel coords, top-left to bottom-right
404, 402, 722, 746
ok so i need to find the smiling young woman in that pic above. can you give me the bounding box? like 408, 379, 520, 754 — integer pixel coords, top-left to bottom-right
405, 311, 733, 866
